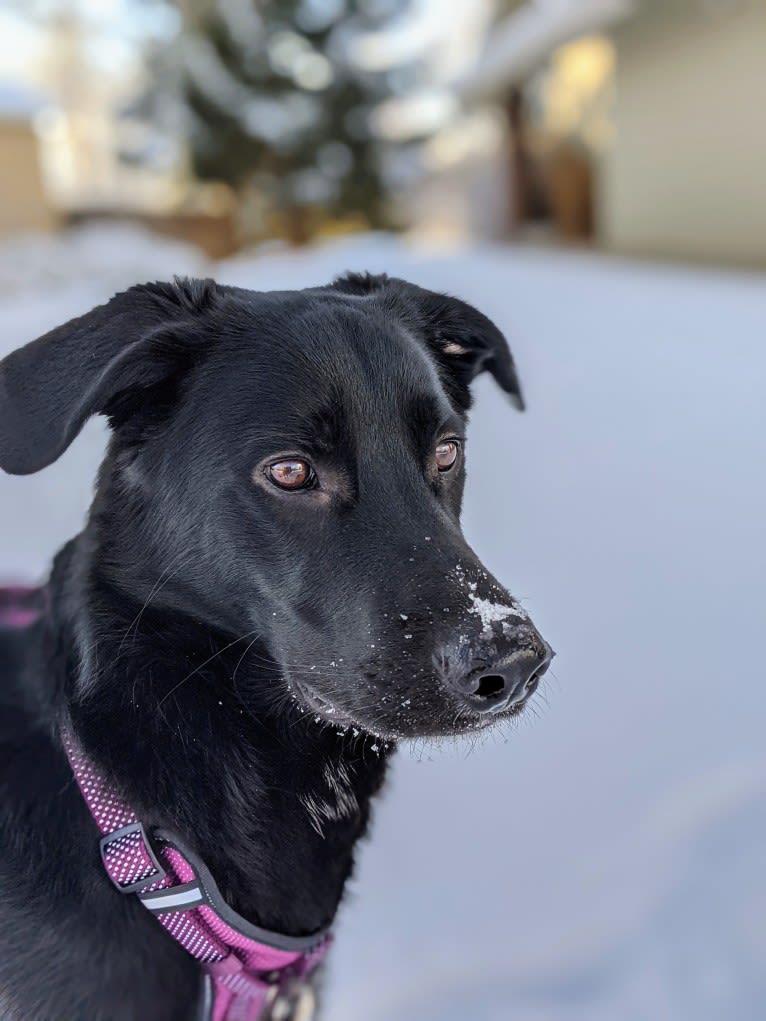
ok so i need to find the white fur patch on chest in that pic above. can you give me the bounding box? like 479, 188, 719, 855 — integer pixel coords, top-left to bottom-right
299, 761, 359, 838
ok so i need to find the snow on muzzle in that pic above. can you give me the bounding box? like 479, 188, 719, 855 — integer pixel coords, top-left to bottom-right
434, 567, 553, 717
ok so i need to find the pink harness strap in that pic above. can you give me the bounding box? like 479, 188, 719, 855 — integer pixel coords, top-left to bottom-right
2, 584, 330, 1019
63, 733, 330, 1021
0, 585, 42, 629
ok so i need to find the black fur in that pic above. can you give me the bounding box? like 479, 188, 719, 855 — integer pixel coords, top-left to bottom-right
0, 274, 546, 1020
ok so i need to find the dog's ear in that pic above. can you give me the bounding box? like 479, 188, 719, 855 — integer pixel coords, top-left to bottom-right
332, 275, 523, 411
0, 278, 221, 475
411, 288, 524, 413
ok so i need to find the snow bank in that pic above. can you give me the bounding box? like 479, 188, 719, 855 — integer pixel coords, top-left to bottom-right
2, 226, 765, 1020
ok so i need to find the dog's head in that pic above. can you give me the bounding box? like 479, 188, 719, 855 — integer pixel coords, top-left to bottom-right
0, 274, 551, 739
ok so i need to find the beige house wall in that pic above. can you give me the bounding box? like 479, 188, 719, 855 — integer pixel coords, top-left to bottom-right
599, 0, 766, 268
0, 121, 57, 235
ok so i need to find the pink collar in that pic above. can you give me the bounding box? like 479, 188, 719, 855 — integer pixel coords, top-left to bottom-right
63, 730, 331, 1021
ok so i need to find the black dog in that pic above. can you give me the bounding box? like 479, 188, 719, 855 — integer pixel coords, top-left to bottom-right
0, 273, 551, 1020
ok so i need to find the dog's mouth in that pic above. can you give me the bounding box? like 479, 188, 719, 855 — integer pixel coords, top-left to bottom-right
291, 673, 540, 741
292, 683, 361, 730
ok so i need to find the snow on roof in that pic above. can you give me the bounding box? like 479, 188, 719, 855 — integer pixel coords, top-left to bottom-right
456, 0, 634, 99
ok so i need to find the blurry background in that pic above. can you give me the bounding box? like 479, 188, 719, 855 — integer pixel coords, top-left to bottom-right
1, 1, 766, 1019
3, 0, 766, 264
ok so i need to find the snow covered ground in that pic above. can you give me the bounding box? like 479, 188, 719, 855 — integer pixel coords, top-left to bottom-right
2, 226, 765, 1020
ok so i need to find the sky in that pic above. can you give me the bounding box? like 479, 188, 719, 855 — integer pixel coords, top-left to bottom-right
0, 1, 177, 85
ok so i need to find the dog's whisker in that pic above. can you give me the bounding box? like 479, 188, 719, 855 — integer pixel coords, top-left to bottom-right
230, 632, 264, 693
117, 553, 190, 658
156, 628, 263, 709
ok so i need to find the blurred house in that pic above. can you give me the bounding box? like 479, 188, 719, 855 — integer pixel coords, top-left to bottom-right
0, 83, 57, 236
601, 0, 766, 268
0, 7, 238, 258
409, 0, 630, 244
428, 0, 766, 268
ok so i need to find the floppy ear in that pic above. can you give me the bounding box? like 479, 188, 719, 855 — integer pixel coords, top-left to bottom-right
331, 274, 523, 411
0, 278, 220, 475
413, 289, 524, 413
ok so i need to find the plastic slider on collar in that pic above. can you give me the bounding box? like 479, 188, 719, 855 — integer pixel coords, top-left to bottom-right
99, 822, 167, 894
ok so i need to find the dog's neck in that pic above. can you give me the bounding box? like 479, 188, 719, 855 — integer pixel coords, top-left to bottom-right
49, 538, 390, 938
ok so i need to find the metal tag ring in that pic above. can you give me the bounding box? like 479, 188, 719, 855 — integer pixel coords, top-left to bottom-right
262, 977, 316, 1021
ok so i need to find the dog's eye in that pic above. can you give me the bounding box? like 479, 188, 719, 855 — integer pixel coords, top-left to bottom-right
268, 459, 314, 490
435, 440, 459, 472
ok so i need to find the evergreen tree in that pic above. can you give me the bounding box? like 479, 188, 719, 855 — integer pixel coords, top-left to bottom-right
164, 0, 406, 242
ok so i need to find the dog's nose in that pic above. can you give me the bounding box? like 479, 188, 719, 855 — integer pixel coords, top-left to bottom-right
455, 644, 553, 715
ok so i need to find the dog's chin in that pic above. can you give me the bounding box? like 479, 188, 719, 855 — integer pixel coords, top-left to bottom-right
291, 681, 528, 742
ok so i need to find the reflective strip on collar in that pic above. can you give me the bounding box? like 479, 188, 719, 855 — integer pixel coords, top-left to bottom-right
139, 882, 205, 913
